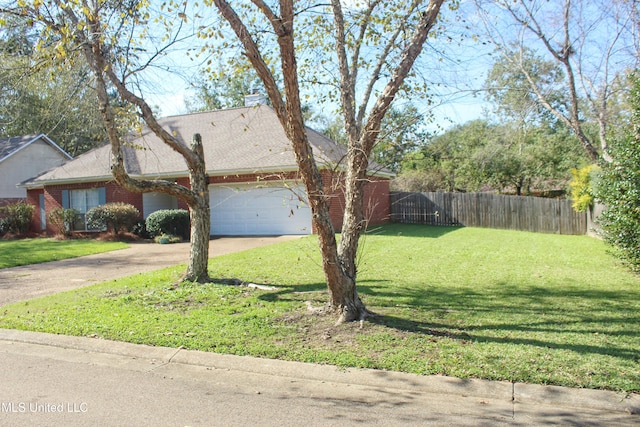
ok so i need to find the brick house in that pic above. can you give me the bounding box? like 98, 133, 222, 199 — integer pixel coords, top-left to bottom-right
23, 105, 391, 236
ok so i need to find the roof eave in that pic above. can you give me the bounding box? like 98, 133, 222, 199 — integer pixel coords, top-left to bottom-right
22, 162, 391, 190
37, 134, 73, 160
21, 175, 115, 189
0, 134, 73, 166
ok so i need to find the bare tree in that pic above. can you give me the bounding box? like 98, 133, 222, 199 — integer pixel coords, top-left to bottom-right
476, 0, 639, 162
6, 0, 211, 282
211, 0, 445, 322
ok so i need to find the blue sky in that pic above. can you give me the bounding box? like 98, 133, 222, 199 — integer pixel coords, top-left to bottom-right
140, 0, 493, 133
142, 0, 636, 136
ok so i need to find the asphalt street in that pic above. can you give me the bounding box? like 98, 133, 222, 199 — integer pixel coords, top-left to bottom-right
0, 329, 638, 426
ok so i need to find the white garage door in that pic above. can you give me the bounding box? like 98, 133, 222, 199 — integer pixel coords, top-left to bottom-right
143, 192, 178, 218
209, 184, 312, 235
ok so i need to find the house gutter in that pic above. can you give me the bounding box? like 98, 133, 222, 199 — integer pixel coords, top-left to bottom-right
20, 161, 393, 190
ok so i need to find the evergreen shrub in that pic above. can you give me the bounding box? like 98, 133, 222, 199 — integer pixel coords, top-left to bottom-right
145, 209, 190, 240
0, 201, 35, 235
86, 203, 140, 236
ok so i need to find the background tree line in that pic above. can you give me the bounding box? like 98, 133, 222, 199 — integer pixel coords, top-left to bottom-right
0, 16, 106, 155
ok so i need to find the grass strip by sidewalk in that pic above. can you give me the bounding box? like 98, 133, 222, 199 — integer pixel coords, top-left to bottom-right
0, 238, 128, 269
1, 224, 638, 392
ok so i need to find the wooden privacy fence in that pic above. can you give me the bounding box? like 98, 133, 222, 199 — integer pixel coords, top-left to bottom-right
390, 192, 587, 235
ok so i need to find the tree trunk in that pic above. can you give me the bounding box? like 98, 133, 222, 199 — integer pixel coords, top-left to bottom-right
183, 134, 211, 283
213, 0, 443, 323
185, 200, 210, 282
327, 274, 368, 323
79, 28, 212, 283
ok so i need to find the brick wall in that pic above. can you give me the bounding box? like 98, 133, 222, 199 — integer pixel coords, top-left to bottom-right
33, 181, 144, 234
320, 170, 391, 231
364, 176, 391, 225
25, 190, 42, 233
106, 183, 144, 213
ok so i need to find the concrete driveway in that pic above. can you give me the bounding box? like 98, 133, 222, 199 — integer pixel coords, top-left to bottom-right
0, 236, 302, 306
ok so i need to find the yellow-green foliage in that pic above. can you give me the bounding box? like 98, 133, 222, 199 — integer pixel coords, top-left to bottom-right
569, 165, 598, 212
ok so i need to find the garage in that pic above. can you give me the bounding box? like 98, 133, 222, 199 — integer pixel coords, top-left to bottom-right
209, 184, 312, 235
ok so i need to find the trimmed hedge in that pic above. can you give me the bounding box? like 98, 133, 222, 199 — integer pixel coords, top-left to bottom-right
145, 209, 190, 240
86, 203, 140, 236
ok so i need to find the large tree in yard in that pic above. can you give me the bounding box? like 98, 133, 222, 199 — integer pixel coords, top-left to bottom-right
4, 0, 212, 282
475, 0, 639, 163
211, 0, 445, 322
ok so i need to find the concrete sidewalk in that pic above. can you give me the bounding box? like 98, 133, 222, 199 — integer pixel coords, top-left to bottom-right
0, 329, 638, 426
0, 237, 639, 425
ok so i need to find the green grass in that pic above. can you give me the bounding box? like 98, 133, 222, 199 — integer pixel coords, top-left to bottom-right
1, 224, 639, 392
0, 238, 128, 268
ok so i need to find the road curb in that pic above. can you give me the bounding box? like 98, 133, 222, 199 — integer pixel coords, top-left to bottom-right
0, 328, 637, 416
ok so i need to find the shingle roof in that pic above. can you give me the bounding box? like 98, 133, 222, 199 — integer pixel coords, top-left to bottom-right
0, 134, 71, 164
28, 105, 370, 185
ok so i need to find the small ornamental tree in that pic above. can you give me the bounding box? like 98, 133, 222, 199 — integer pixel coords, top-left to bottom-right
596, 75, 640, 272
86, 203, 140, 237
212, 0, 446, 323
48, 208, 80, 237
569, 165, 598, 212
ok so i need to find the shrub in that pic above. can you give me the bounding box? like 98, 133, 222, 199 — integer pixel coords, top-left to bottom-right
146, 209, 190, 240
569, 165, 598, 212
131, 220, 150, 239
595, 73, 640, 272
86, 203, 140, 236
0, 201, 35, 235
154, 233, 182, 244
48, 208, 80, 237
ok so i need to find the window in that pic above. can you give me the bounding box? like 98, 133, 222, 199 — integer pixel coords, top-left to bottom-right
63, 188, 106, 231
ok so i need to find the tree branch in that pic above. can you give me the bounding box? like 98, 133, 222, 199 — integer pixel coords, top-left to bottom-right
356, 0, 421, 128
213, 0, 286, 120
361, 0, 444, 153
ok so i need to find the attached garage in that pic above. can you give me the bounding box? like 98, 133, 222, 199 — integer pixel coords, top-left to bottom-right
209, 184, 312, 235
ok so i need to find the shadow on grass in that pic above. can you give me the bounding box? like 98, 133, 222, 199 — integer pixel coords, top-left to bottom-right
257, 282, 326, 303
373, 313, 640, 361
360, 282, 640, 362
257, 276, 639, 362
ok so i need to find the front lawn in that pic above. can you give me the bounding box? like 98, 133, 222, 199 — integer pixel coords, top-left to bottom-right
1, 224, 638, 392
0, 238, 128, 268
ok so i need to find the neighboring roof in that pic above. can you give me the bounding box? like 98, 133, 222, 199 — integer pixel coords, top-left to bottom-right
0, 134, 72, 165
26, 105, 393, 187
